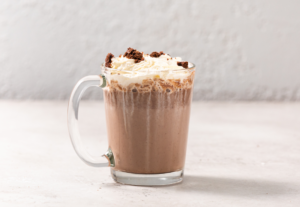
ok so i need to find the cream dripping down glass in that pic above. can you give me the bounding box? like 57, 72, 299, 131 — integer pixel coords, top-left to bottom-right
68, 48, 195, 186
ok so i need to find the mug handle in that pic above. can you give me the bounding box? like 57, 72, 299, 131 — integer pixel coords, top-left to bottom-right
67, 75, 114, 167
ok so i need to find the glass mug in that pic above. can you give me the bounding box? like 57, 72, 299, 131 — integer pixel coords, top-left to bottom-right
68, 63, 195, 186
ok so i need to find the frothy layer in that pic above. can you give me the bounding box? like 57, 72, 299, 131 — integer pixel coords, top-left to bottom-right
105, 72, 195, 94
105, 69, 193, 88
103, 49, 193, 88
111, 54, 184, 71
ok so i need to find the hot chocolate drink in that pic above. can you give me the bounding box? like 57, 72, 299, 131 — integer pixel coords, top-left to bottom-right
103, 48, 195, 174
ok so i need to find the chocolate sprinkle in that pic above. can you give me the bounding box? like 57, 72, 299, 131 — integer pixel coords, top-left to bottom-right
177, 61, 189, 69
123, 47, 144, 63
150, 51, 165, 58
105, 53, 114, 68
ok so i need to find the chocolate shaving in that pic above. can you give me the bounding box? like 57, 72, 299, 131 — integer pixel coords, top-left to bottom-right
150, 51, 165, 58
177, 61, 189, 69
105, 53, 114, 68
123, 47, 144, 63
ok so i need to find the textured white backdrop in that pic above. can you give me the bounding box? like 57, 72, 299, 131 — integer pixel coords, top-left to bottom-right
0, 0, 300, 100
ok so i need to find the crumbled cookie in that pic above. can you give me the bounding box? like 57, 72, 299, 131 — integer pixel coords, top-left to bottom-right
123, 47, 144, 63
177, 61, 188, 69
150, 51, 165, 58
105, 53, 114, 68
106, 71, 195, 93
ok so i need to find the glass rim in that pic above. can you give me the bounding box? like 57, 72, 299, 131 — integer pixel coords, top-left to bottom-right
101, 62, 196, 72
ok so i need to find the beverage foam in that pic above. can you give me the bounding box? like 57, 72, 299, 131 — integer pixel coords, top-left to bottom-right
103, 53, 194, 89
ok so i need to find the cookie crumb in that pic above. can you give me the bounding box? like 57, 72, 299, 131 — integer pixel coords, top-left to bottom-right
105, 53, 114, 68
177, 61, 188, 69
124, 47, 144, 63
150, 52, 160, 58
150, 51, 165, 58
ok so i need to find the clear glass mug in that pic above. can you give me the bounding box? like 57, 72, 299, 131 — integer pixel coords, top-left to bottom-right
68, 63, 195, 186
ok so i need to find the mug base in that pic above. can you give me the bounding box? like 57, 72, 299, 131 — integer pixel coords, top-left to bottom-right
111, 169, 184, 186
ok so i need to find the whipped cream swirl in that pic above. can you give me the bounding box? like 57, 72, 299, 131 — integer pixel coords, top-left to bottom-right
111, 54, 185, 71
104, 53, 192, 87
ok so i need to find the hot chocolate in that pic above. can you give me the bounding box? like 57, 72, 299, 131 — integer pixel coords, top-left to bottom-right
103, 48, 195, 174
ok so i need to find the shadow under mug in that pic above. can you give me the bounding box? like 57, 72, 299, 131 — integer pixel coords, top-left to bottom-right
67, 64, 195, 186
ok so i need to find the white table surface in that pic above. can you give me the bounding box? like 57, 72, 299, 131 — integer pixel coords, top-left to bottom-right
1, 101, 299, 207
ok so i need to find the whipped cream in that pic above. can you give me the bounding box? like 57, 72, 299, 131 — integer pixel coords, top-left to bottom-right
104, 53, 192, 87
111, 54, 185, 71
